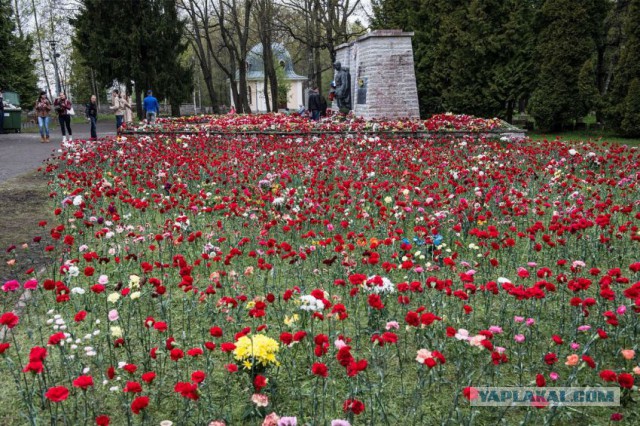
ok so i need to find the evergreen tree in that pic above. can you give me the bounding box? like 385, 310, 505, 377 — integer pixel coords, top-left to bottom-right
607, 0, 640, 136
72, 0, 192, 117
0, 0, 37, 109
529, 0, 594, 131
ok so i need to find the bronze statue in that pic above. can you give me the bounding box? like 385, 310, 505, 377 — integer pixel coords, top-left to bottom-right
333, 62, 352, 112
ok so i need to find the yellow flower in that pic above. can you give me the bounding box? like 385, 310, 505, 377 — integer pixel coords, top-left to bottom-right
107, 293, 120, 304
233, 334, 280, 369
110, 326, 123, 338
129, 274, 140, 289
130, 291, 141, 300
246, 301, 256, 309
284, 314, 299, 326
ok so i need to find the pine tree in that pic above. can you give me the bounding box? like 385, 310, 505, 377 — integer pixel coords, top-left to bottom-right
0, 0, 37, 109
607, 0, 640, 136
529, 0, 594, 131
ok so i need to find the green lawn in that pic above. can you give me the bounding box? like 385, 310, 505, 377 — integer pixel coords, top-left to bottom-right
528, 129, 640, 146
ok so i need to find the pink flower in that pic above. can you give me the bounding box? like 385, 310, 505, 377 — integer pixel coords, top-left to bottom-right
525, 318, 535, 326
252, 393, 269, 407
108, 310, 119, 321
514, 334, 525, 343
570, 342, 580, 351
577, 325, 591, 332
549, 372, 559, 381
2, 280, 20, 292
385, 321, 399, 330
334, 339, 347, 349
514, 316, 524, 323
454, 329, 469, 340
489, 326, 503, 334
415, 349, 433, 364
23, 279, 38, 290
261, 412, 279, 426
617, 305, 627, 315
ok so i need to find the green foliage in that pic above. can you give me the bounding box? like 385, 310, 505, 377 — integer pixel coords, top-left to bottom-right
619, 78, 640, 137
529, 0, 594, 131
0, 0, 37, 109
606, 0, 640, 134
275, 64, 291, 108
72, 0, 192, 114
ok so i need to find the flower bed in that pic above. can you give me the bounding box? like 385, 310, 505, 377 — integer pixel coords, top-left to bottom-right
1, 130, 639, 425
122, 113, 518, 135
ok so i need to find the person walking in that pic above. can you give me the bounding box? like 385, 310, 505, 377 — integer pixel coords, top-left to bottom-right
85, 94, 98, 140
54, 92, 73, 142
110, 89, 125, 130
123, 92, 133, 124
35, 91, 52, 143
143, 90, 160, 124
308, 87, 321, 121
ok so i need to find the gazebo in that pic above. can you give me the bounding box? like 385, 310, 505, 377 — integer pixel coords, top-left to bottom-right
230, 43, 307, 112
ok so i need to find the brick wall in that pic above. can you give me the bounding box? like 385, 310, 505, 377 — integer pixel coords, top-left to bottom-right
334, 30, 420, 120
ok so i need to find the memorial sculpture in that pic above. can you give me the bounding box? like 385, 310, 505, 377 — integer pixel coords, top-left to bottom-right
333, 62, 352, 112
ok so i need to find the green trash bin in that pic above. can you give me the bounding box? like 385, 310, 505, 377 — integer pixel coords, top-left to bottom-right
2, 91, 22, 133
3, 108, 22, 133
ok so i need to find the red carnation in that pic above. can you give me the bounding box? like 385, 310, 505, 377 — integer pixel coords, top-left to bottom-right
45, 386, 69, 402
312, 362, 329, 378
131, 396, 149, 414
141, 372, 156, 383
618, 373, 634, 389
0, 312, 19, 329
343, 398, 365, 415
95, 415, 110, 426
599, 370, 617, 382
73, 375, 94, 389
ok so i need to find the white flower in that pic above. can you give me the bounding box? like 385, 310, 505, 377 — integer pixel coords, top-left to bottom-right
299, 295, 324, 312
364, 276, 396, 294
497, 277, 511, 284
67, 266, 80, 277
130, 291, 141, 300
98, 275, 109, 285
71, 287, 86, 295
107, 293, 120, 303
272, 197, 285, 206
72, 195, 83, 206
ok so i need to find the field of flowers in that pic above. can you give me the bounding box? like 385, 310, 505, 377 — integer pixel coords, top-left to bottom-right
1, 114, 639, 426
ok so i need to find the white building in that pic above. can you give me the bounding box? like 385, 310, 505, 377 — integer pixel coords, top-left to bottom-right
230, 43, 306, 113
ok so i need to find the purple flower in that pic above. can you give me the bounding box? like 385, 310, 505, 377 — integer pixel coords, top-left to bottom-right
331, 421, 351, 426
278, 417, 297, 426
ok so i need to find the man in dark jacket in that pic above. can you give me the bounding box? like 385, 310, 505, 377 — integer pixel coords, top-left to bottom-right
85, 95, 98, 139
308, 88, 321, 121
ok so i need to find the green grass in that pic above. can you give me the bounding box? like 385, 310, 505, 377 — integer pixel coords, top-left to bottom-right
528, 129, 640, 146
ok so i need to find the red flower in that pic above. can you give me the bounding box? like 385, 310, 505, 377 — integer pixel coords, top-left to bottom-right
343, 398, 365, 415
72, 375, 94, 389
141, 372, 156, 383
130, 396, 149, 414
599, 370, 617, 382
48, 332, 66, 346
543, 353, 558, 365
191, 370, 206, 383
367, 294, 385, 310
174, 382, 199, 400
254, 374, 268, 391
170, 348, 184, 361
225, 363, 238, 373
95, 415, 110, 426
123, 364, 138, 374
618, 373, 634, 389
123, 381, 142, 393
311, 362, 328, 377
187, 347, 203, 357
221, 342, 236, 352
0, 312, 19, 329
0, 342, 10, 354
536, 374, 546, 387
209, 326, 223, 337
74, 310, 87, 322
463, 386, 479, 400
45, 386, 69, 402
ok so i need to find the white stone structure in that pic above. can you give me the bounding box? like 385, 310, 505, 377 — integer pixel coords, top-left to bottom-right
334, 30, 420, 119
230, 43, 306, 113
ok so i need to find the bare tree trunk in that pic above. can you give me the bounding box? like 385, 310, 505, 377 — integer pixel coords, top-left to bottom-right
13, 0, 23, 37
31, 0, 53, 100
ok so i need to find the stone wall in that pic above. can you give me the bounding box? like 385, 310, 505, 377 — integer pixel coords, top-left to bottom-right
334, 30, 420, 120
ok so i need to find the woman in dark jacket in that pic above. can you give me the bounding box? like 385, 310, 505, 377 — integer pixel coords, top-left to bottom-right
54, 92, 73, 141
86, 95, 98, 139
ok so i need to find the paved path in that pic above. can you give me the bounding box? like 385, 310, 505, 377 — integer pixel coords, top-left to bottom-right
0, 120, 117, 183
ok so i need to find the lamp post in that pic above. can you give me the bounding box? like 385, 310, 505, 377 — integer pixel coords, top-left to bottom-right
48, 40, 62, 95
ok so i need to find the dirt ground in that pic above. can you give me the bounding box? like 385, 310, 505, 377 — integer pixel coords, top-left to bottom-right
0, 170, 54, 289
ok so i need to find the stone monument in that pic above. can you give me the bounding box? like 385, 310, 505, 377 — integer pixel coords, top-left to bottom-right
333, 30, 420, 119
